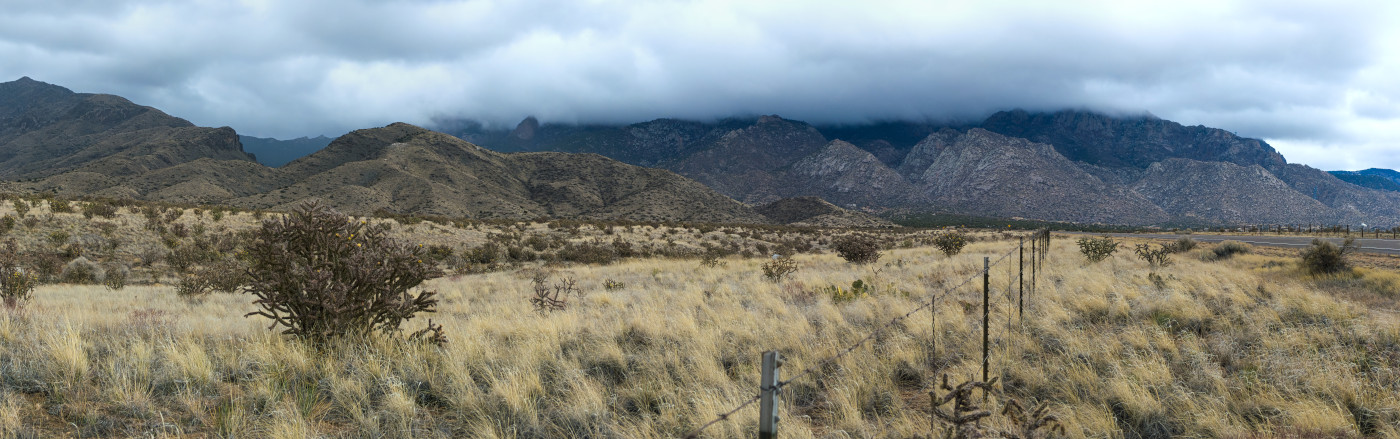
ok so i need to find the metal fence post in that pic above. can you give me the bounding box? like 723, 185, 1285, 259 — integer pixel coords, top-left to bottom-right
759, 350, 781, 439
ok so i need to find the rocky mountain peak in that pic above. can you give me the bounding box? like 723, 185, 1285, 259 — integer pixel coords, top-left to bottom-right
511, 116, 540, 140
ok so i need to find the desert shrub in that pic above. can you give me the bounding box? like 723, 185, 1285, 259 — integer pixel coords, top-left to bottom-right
0, 240, 36, 308
1133, 244, 1172, 268
1301, 238, 1355, 275
1211, 240, 1251, 260
193, 257, 249, 293
175, 275, 212, 298
1076, 237, 1118, 263
170, 222, 189, 238
425, 244, 454, 262
524, 235, 550, 251
762, 255, 798, 282
48, 199, 72, 213
210, 209, 224, 221
557, 239, 618, 264
0, 215, 12, 234
59, 243, 83, 259
82, 201, 117, 219
47, 230, 70, 247
932, 231, 969, 256
136, 245, 169, 267
60, 256, 104, 284
103, 264, 129, 291
92, 220, 118, 236
11, 200, 28, 218
603, 278, 625, 291
21, 217, 37, 229
611, 236, 636, 258
32, 253, 64, 282
699, 246, 729, 268
1164, 237, 1197, 253
833, 234, 882, 264
505, 244, 536, 262
244, 201, 443, 343
166, 244, 210, 273
466, 242, 500, 265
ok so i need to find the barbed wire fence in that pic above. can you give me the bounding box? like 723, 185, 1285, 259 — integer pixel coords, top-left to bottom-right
682, 229, 1053, 438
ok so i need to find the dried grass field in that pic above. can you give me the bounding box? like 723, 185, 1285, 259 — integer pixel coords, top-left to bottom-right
1, 219, 1398, 438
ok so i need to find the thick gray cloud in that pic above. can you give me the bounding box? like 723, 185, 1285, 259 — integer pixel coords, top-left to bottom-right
2, 0, 1397, 170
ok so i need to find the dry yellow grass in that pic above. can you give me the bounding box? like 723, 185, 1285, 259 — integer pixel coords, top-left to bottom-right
0, 233, 1397, 438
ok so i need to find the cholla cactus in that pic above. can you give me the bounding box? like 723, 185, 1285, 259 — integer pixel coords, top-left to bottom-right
243, 201, 444, 344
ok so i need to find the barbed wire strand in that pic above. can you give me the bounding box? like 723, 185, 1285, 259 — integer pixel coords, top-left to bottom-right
681, 239, 1027, 438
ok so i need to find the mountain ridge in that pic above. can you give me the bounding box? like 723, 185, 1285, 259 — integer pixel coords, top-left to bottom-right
432, 111, 1400, 226
0, 78, 773, 224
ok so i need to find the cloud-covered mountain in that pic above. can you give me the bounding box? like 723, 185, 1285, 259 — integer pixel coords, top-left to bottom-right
6, 76, 1398, 227
438, 110, 1400, 227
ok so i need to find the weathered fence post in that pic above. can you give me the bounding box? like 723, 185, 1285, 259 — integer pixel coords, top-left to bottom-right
1031, 236, 1038, 302
1018, 238, 1024, 324
759, 350, 781, 439
981, 256, 990, 401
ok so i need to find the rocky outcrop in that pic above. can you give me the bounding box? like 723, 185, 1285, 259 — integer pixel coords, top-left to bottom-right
788, 140, 925, 208
1133, 159, 1335, 224
903, 129, 1169, 224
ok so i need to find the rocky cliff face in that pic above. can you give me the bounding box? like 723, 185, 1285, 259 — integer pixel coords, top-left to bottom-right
1132, 159, 1335, 224
903, 129, 1169, 224
788, 140, 924, 208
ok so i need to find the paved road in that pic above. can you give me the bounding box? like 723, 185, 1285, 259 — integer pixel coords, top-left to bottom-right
1061, 232, 1400, 256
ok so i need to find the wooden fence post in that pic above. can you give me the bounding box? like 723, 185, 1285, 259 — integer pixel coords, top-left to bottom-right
981, 256, 990, 401
1018, 238, 1024, 324
759, 350, 781, 439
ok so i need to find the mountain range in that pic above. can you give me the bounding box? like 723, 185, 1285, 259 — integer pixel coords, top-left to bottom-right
2, 76, 1398, 227
437, 111, 1400, 227
0, 77, 770, 224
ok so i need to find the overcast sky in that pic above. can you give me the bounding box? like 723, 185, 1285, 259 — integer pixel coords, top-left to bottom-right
2, 0, 1398, 171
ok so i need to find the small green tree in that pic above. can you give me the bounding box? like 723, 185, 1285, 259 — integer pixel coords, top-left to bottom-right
244, 201, 444, 344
